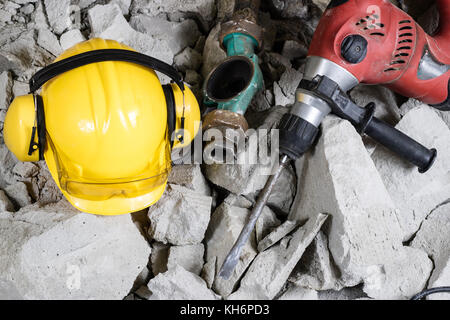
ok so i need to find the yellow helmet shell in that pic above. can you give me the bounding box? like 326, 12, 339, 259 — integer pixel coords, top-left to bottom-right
42, 38, 171, 215
4, 95, 40, 162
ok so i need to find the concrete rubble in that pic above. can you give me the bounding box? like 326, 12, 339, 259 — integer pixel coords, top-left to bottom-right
146, 266, 221, 300
204, 195, 279, 298
372, 106, 450, 241
411, 203, 450, 300
0, 0, 448, 301
167, 244, 205, 275
148, 184, 212, 245
290, 116, 433, 299
0, 200, 151, 300
228, 214, 329, 300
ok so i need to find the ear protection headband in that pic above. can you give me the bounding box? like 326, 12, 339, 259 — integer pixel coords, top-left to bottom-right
28, 49, 187, 160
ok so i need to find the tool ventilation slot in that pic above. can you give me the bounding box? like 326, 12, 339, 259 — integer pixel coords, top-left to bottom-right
384, 20, 414, 72
357, 13, 384, 36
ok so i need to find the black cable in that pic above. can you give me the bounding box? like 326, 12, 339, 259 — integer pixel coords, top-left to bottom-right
411, 287, 450, 300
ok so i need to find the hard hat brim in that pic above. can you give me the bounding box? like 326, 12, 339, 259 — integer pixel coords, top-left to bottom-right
44, 143, 167, 215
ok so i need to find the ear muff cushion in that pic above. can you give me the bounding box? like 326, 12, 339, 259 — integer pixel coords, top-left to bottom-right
35, 95, 47, 161
162, 84, 176, 148
4, 95, 40, 162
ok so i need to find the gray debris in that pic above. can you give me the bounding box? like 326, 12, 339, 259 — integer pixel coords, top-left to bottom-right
274, 67, 303, 106
0, 71, 12, 110
148, 184, 212, 245
5, 182, 31, 208
44, 0, 71, 35
411, 203, 450, 300
0, 189, 14, 212
147, 266, 221, 300
0, 200, 151, 299
109, 0, 132, 15
88, 4, 174, 64
201, 256, 216, 289
204, 195, 280, 297
289, 231, 343, 291
37, 28, 62, 57
59, 29, 85, 51
130, 15, 201, 55
313, 0, 331, 12
131, 0, 217, 23
258, 220, 300, 252
174, 47, 203, 72
228, 214, 329, 300
204, 198, 259, 297
290, 116, 433, 299
318, 286, 368, 301
167, 244, 205, 275
277, 284, 319, 300
372, 106, 450, 241
281, 40, 308, 61
150, 242, 170, 276
12, 80, 28, 97
202, 24, 227, 78
168, 164, 211, 196
12, 162, 39, 178
350, 85, 401, 125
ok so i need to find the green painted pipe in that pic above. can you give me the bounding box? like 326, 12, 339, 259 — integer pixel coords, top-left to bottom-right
204, 33, 264, 115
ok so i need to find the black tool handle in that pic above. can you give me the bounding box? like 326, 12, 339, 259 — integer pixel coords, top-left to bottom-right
365, 118, 437, 173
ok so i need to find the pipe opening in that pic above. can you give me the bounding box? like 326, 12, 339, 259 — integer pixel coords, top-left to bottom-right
206, 57, 254, 101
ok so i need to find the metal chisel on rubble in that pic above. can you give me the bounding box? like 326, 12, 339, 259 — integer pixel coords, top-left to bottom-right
219, 0, 450, 279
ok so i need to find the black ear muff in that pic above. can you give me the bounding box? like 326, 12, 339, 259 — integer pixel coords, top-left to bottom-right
163, 84, 177, 148
27, 95, 46, 161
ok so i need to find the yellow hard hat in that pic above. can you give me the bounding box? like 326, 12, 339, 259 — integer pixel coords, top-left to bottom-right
4, 38, 200, 215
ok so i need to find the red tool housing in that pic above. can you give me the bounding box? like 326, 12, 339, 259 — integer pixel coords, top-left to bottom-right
309, 0, 450, 107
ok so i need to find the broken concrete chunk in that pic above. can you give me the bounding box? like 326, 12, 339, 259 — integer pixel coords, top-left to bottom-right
174, 47, 202, 72
290, 116, 433, 299
59, 29, 86, 51
277, 284, 319, 300
168, 165, 211, 196
167, 244, 204, 275
228, 214, 329, 300
318, 286, 368, 300
12, 162, 39, 178
5, 182, 31, 208
130, 15, 201, 55
37, 28, 62, 57
131, 0, 217, 23
412, 203, 450, 300
201, 256, 216, 289
350, 85, 401, 126
0, 200, 151, 299
258, 220, 300, 252
12, 80, 28, 97
44, 0, 70, 35
289, 231, 342, 291
202, 24, 227, 78
88, 4, 174, 64
131, 266, 151, 293
148, 184, 212, 245
0, 189, 14, 212
372, 106, 450, 241
109, 0, 131, 15
147, 266, 221, 300
281, 40, 308, 61
150, 242, 169, 276
255, 206, 281, 244
205, 196, 273, 297
274, 67, 303, 107
0, 71, 12, 110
